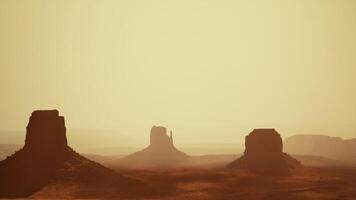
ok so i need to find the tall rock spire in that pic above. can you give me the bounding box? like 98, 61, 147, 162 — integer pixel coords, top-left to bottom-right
170, 130, 173, 144
149, 126, 176, 148
116, 126, 189, 169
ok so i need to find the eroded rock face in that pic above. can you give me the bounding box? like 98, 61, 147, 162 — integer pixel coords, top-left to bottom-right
228, 129, 301, 175
114, 126, 188, 169
24, 110, 67, 152
0, 110, 150, 198
150, 126, 173, 148
244, 129, 283, 159
0, 110, 70, 197
284, 135, 356, 165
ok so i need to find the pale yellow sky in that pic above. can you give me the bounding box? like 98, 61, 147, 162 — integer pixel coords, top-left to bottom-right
0, 0, 355, 145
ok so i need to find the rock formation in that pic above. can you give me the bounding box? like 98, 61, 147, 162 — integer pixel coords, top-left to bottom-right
150, 126, 174, 148
284, 135, 356, 165
113, 126, 189, 169
228, 129, 301, 175
24, 110, 67, 152
0, 110, 151, 198
0, 144, 21, 161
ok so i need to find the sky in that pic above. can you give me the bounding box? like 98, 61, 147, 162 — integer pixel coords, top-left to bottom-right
0, 0, 355, 147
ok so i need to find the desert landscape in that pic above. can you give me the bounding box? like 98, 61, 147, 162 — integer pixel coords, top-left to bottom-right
1, 110, 356, 199
1, 0, 356, 199
28, 167, 356, 200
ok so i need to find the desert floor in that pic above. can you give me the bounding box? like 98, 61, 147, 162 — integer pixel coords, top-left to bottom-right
30, 166, 356, 200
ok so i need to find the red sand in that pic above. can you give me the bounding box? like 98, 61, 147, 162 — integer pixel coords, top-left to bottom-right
30, 166, 356, 200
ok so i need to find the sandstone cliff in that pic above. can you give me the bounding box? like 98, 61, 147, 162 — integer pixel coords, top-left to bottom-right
0, 110, 151, 198
228, 129, 301, 175
113, 126, 189, 169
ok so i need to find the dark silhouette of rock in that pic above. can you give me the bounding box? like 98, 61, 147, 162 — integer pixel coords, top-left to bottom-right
113, 126, 189, 169
228, 129, 301, 175
150, 126, 173, 148
0, 110, 152, 198
24, 110, 67, 151
284, 135, 356, 165
0, 144, 21, 161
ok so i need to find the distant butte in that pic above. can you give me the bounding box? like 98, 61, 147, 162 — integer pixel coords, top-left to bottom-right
24, 110, 67, 151
113, 126, 189, 169
228, 129, 301, 175
0, 110, 151, 198
150, 126, 174, 148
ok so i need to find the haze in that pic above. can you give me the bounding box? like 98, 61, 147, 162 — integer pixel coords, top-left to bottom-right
0, 0, 355, 148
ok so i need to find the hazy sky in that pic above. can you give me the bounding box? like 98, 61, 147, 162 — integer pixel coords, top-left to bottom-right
0, 0, 355, 145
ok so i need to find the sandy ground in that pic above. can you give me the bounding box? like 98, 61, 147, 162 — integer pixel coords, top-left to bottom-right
28, 166, 356, 200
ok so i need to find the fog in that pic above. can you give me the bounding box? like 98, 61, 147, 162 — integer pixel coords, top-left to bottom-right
1, 0, 355, 148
